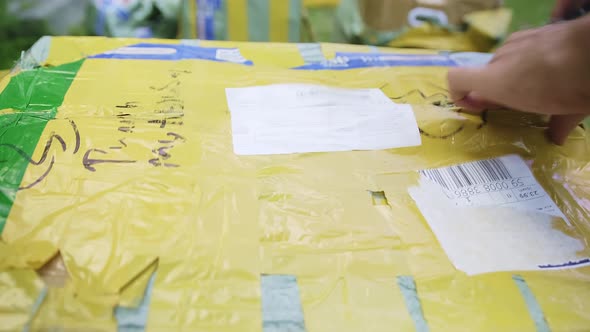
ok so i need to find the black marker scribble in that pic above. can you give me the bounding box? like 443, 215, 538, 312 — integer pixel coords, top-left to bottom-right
70, 120, 80, 154
116, 102, 138, 109
419, 125, 465, 139
158, 132, 185, 144
539, 258, 590, 269
83, 149, 136, 172
118, 126, 134, 133
0, 133, 66, 166
2, 120, 81, 190
382, 88, 489, 139
155, 146, 172, 159
388, 89, 449, 103
157, 97, 182, 104
150, 80, 180, 91
119, 138, 127, 147
18, 157, 55, 190
149, 158, 179, 168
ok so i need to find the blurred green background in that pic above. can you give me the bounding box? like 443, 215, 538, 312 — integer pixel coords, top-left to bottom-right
0, 0, 556, 70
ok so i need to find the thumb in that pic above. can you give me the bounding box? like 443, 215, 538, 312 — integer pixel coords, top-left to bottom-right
548, 114, 587, 145
455, 91, 503, 113
447, 67, 492, 104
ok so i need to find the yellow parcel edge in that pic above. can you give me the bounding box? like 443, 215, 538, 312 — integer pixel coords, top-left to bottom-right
0, 37, 589, 331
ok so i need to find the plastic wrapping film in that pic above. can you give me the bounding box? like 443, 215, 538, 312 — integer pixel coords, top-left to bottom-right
0, 36, 589, 332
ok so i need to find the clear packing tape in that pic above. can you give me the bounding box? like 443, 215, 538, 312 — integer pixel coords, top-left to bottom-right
0, 36, 589, 331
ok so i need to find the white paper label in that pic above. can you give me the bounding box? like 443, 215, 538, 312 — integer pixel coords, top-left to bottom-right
419, 154, 567, 222
411, 155, 590, 275
225, 84, 421, 155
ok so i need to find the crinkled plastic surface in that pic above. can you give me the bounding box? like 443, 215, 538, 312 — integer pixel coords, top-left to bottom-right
0, 269, 45, 332
0, 37, 589, 331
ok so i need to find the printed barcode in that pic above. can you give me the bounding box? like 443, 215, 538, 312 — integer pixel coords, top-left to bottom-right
420, 158, 512, 190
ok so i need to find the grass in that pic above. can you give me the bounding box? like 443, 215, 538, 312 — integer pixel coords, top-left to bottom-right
506, 0, 555, 31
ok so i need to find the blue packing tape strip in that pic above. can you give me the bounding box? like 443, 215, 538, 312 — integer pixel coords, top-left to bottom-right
261, 274, 307, 332
115, 272, 157, 332
89, 43, 253, 65
397, 276, 430, 332
512, 275, 551, 332
293, 52, 456, 70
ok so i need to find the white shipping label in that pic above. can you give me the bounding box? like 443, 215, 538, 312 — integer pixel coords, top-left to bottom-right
225, 84, 421, 155
411, 155, 590, 275
419, 154, 567, 222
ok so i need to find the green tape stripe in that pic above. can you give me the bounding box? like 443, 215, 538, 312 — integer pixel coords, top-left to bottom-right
0, 59, 84, 235
297, 43, 325, 64
248, 0, 270, 41
261, 274, 307, 332
513, 275, 551, 332
397, 276, 429, 332
288, 0, 302, 42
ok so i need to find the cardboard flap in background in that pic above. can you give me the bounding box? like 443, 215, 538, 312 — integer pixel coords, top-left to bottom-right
360, 0, 501, 31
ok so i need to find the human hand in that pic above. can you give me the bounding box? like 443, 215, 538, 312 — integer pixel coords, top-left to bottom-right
447, 15, 590, 145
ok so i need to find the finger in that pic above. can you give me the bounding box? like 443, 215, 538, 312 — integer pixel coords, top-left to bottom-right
489, 42, 522, 64
455, 92, 502, 113
547, 113, 587, 145
503, 29, 537, 45
447, 67, 491, 103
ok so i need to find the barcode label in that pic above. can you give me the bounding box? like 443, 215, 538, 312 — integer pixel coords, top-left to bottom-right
415, 154, 569, 226
420, 159, 513, 191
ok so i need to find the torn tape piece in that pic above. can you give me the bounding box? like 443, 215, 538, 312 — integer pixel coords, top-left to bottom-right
397, 276, 429, 332
297, 43, 325, 64
114, 272, 157, 332
90, 43, 253, 65
512, 275, 551, 332
261, 275, 307, 332
448, 52, 494, 67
